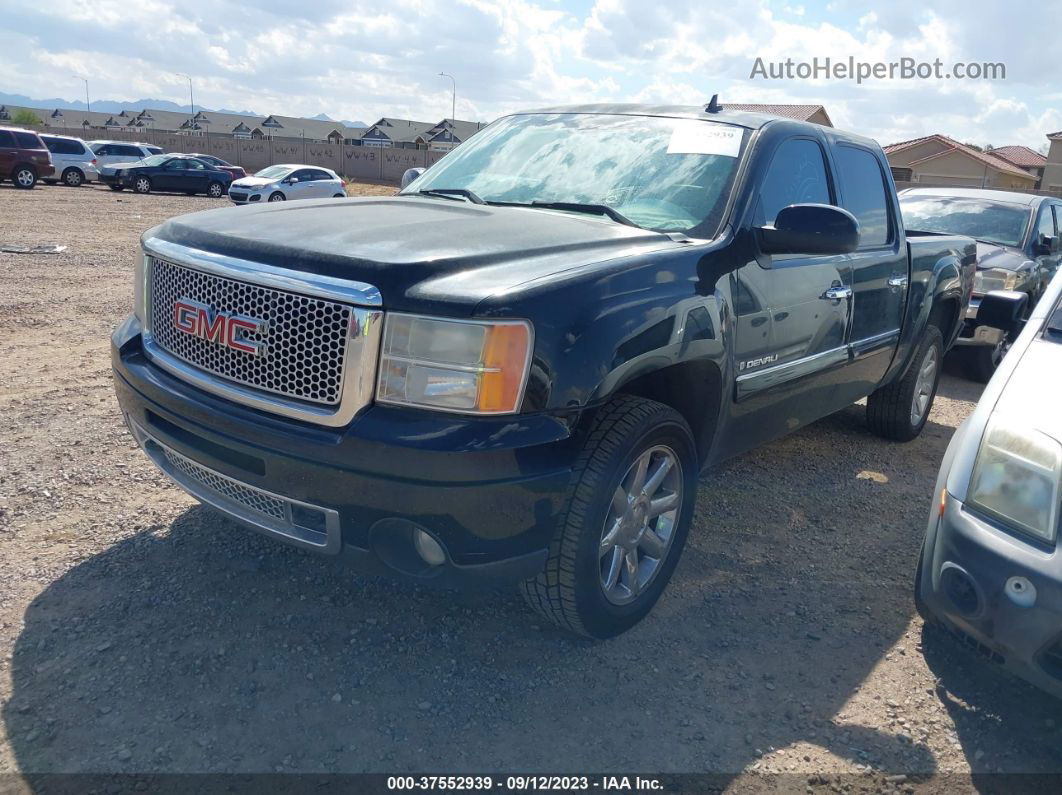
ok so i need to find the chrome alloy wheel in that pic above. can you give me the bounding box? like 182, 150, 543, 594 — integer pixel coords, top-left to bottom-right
911, 346, 939, 426
16, 169, 34, 187
598, 445, 683, 606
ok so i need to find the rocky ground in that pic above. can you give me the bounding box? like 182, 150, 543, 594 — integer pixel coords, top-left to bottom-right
0, 182, 1060, 793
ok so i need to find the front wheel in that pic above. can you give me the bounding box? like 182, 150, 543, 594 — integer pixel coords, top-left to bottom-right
866, 325, 943, 442
109, 185, 124, 191
268, 191, 285, 202
207, 181, 225, 198
520, 395, 697, 638
133, 176, 151, 194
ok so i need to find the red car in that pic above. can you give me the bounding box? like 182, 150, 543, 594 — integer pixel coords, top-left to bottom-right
0, 126, 55, 189
187, 153, 246, 180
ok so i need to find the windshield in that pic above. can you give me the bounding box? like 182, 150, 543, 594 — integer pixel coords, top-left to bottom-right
405, 113, 747, 235
140, 155, 168, 167
899, 196, 1030, 247
255, 165, 292, 179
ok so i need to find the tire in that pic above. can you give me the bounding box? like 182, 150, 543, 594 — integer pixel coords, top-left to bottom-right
268, 191, 285, 202
333, 193, 345, 198
109, 185, 124, 192
866, 325, 944, 442
133, 176, 151, 194
62, 167, 84, 187
207, 182, 225, 198
13, 166, 37, 189
520, 395, 698, 639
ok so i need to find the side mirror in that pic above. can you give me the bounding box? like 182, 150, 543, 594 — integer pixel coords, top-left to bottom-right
401, 167, 425, 190
1035, 235, 1056, 256
977, 289, 1029, 336
757, 204, 860, 256
286, 176, 299, 184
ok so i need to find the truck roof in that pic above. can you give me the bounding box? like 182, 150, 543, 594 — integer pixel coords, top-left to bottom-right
899, 186, 1045, 206
513, 103, 882, 149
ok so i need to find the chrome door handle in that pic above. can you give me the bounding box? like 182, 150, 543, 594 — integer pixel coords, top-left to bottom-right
888, 276, 909, 289
821, 286, 853, 301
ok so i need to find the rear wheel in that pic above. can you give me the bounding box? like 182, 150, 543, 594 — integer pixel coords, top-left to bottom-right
207, 181, 225, 198
333, 193, 345, 198
867, 325, 943, 442
520, 395, 697, 638
62, 167, 84, 187
109, 185, 124, 192
133, 176, 151, 194
268, 191, 285, 202
13, 166, 37, 189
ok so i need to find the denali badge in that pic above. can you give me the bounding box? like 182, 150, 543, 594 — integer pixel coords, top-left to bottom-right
739, 353, 779, 371
173, 298, 266, 355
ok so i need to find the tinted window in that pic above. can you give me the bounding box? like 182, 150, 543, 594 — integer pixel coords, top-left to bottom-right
292, 169, 313, 181
164, 159, 187, 170
118, 145, 142, 157
185, 159, 208, 170
145, 146, 163, 155
311, 170, 333, 181
760, 138, 831, 224
1038, 206, 1057, 240
835, 146, 891, 247
899, 197, 1029, 247
0, 130, 16, 148
14, 132, 42, 149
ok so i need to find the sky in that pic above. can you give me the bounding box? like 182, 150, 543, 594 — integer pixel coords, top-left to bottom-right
2, 0, 1060, 149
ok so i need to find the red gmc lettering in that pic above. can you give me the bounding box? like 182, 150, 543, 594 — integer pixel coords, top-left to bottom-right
173, 299, 263, 355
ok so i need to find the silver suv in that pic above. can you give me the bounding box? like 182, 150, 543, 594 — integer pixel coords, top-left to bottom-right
89, 141, 165, 188
40, 134, 99, 187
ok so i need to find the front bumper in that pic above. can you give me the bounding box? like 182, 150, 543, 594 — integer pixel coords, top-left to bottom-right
919, 494, 1062, 698
111, 315, 578, 585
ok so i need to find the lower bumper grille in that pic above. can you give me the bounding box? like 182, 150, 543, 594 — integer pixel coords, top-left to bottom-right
229, 192, 248, 202
129, 420, 341, 553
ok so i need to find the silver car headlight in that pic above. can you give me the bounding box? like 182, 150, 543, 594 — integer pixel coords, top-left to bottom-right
974, 267, 1024, 294
376, 313, 533, 414
967, 417, 1062, 543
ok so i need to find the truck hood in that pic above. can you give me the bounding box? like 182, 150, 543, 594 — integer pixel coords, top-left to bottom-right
976, 241, 1028, 271
148, 196, 680, 313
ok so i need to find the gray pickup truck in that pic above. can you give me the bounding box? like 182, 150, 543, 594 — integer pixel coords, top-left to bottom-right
112, 103, 976, 637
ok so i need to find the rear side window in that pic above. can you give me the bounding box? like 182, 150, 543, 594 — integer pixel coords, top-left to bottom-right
759, 138, 831, 224
310, 170, 333, 181
0, 130, 18, 148
835, 145, 892, 247
43, 137, 85, 155
14, 132, 43, 149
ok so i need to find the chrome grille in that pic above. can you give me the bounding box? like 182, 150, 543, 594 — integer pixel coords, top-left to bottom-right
148, 257, 352, 405
161, 444, 287, 521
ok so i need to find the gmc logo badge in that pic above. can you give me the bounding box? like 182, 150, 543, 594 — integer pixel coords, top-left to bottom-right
173, 299, 265, 356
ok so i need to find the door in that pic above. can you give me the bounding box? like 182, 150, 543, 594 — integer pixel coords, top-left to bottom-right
833, 144, 906, 394
736, 136, 852, 400
286, 169, 315, 199
156, 158, 186, 190
0, 130, 17, 176
182, 158, 211, 193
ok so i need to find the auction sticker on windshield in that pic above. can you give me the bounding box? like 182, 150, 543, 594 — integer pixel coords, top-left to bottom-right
666, 119, 742, 157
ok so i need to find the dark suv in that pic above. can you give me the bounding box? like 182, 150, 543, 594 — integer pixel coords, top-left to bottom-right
0, 126, 54, 189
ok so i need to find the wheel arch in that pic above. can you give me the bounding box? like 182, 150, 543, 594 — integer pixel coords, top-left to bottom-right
611, 359, 723, 467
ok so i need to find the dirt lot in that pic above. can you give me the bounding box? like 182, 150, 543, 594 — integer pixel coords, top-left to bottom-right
1, 181, 1060, 791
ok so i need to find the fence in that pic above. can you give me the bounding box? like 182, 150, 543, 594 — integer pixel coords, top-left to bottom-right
69, 129, 449, 184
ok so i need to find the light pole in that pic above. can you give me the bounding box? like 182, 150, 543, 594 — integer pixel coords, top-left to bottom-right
175, 72, 195, 125
438, 72, 456, 121
73, 76, 90, 112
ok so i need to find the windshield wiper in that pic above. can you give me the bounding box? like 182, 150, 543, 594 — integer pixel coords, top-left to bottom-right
416, 188, 485, 205
527, 201, 639, 228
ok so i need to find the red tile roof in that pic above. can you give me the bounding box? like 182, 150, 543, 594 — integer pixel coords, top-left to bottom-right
990, 145, 1047, 168
883, 134, 1035, 180
723, 104, 832, 125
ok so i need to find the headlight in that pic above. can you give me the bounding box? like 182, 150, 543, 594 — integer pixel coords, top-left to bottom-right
376, 314, 533, 414
974, 268, 1022, 294
967, 417, 1062, 543
133, 249, 148, 325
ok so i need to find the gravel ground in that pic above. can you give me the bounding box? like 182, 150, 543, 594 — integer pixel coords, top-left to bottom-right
1, 182, 1060, 791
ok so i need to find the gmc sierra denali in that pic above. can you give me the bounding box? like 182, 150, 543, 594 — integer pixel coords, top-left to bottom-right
112, 103, 975, 638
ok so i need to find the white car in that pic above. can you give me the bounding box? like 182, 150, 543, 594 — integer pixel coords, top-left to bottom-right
228, 164, 346, 204
89, 141, 165, 189
40, 134, 99, 187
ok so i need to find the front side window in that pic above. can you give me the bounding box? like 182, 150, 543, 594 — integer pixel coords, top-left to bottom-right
835, 145, 891, 247
759, 138, 831, 224
164, 158, 187, 170
406, 113, 747, 236
899, 196, 1030, 248
1038, 206, 1057, 240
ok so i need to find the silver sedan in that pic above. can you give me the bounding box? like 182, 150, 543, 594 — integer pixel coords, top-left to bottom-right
228, 164, 347, 204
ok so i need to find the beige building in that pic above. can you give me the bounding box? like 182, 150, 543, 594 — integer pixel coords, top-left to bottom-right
991, 145, 1048, 188
1043, 131, 1062, 195
884, 134, 1038, 190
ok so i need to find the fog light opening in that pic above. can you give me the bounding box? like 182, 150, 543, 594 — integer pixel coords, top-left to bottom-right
941, 563, 981, 618
414, 529, 446, 567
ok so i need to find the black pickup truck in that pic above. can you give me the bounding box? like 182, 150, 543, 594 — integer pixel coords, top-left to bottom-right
112, 104, 975, 638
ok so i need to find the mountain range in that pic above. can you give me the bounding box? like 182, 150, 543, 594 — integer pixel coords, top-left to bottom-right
0, 91, 368, 128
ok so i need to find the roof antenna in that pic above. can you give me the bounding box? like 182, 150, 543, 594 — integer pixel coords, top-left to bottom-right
705, 94, 722, 113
